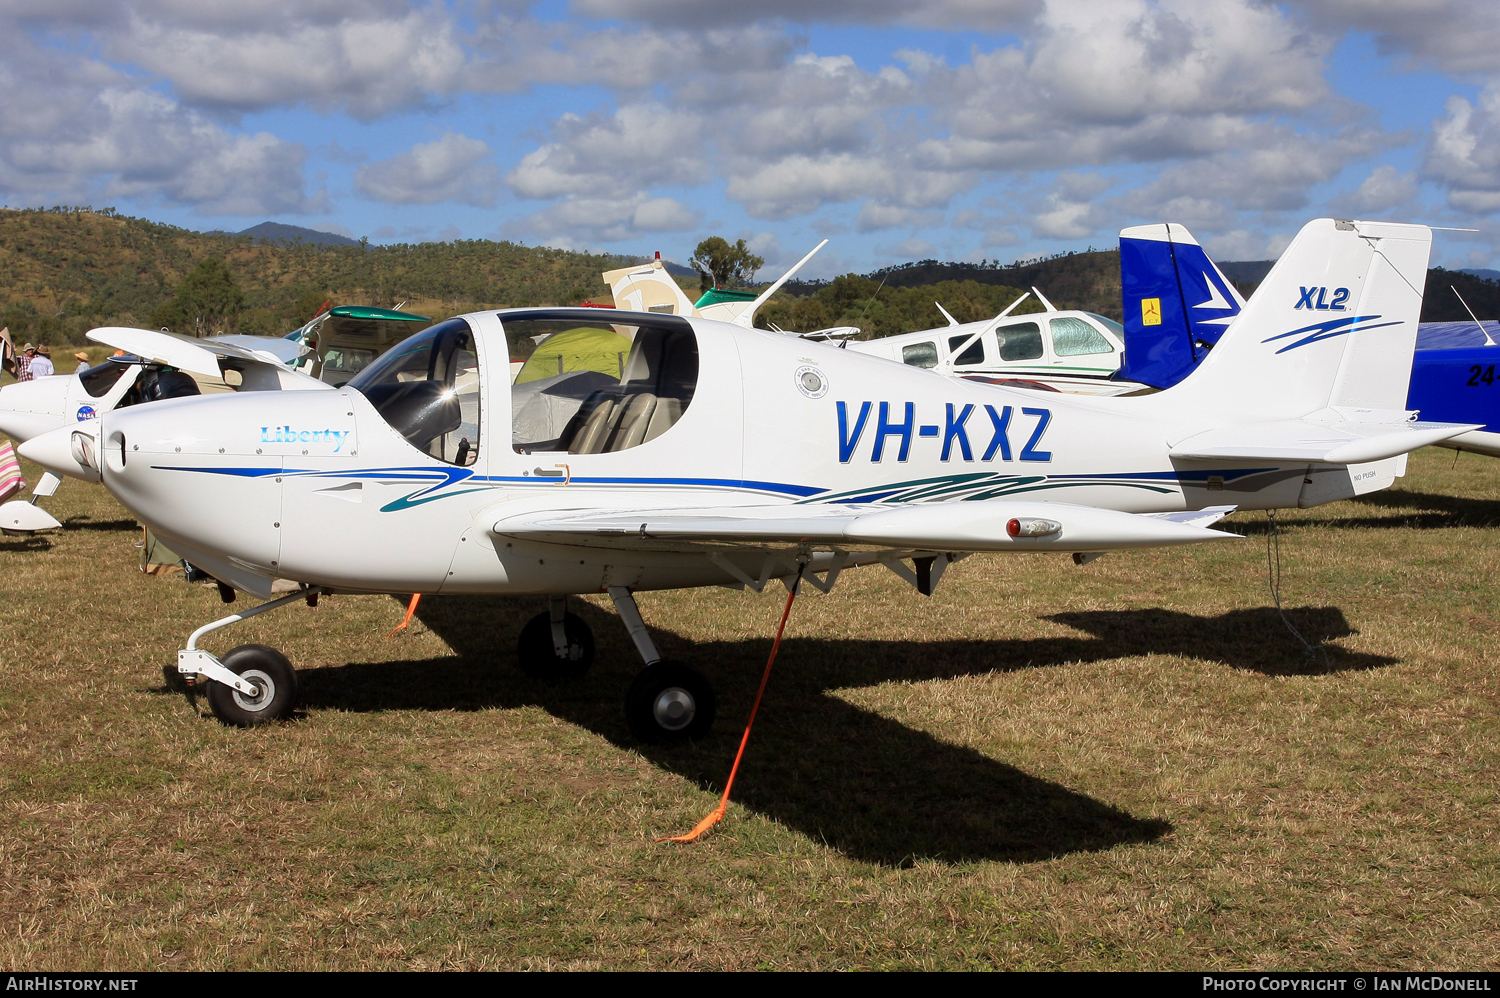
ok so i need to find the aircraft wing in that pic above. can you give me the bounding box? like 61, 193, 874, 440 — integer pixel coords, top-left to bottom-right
1169, 417, 1480, 464
492, 500, 1239, 553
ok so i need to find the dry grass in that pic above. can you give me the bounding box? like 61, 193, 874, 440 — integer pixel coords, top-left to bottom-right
0, 448, 1496, 970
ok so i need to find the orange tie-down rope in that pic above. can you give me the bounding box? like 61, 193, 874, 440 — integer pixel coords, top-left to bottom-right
386, 593, 422, 638
662, 565, 804, 843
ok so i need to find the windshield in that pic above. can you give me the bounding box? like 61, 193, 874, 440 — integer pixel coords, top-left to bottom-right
78, 357, 137, 398
348, 318, 481, 466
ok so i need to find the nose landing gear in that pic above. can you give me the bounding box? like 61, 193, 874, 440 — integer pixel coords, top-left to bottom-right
174, 585, 322, 727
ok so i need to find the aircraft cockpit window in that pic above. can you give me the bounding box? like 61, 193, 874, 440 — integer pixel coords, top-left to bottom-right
348, 318, 481, 466
902, 342, 939, 369
1051, 316, 1113, 357
995, 322, 1044, 361
947, 334, 985, 366
78, 357, 137, 398
506, 313, 698, 454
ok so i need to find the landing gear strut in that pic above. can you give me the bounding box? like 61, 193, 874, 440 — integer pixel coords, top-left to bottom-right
516, 596, 594, 680
609, 586, 716, 743
175, 585, 321, 726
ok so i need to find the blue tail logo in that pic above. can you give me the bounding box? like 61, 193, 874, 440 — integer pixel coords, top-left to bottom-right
1118, 223, 1245, 389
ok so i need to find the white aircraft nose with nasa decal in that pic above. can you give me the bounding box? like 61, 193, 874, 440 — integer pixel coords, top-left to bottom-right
49, 218, 1474, 737
2, 327, 321, 533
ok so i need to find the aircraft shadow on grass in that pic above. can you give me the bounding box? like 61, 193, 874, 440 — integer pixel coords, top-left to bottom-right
293, 596, 1393, 866
1233, 489, 1500, 532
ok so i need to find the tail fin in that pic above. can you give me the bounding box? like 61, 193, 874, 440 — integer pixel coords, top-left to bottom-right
1118, 223, 1245, 388
1162, 218, 1432, 422
602, 259, 698, 316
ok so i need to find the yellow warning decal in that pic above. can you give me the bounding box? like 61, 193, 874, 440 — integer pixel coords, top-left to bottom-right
1141, 297, 1162, 326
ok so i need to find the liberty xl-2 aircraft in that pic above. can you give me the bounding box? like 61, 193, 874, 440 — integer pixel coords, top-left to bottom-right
20, 218, 1475, 739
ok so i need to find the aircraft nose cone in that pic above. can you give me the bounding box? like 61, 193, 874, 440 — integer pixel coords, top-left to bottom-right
17, 422, 99, 482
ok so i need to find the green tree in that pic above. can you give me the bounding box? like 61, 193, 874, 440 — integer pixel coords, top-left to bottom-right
150, 256, 245, 335
690, 237, 764, 291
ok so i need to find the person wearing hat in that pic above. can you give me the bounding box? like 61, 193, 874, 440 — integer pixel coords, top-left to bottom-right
29, 344, 54, 379
16, 343, 35, 382
74, 351, 91, 374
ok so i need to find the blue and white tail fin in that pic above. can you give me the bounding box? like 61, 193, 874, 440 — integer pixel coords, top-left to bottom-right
1118, 223, 1245, 389
1161, 218, 1432, 423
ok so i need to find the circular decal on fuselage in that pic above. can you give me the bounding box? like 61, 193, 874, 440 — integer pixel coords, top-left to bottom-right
76, 405, 97, 421
795, 365, 828, 399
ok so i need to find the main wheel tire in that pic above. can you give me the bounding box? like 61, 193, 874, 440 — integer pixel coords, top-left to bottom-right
516, 610, 595, 681
205, 644, 298, 727
625, 662, 716, 744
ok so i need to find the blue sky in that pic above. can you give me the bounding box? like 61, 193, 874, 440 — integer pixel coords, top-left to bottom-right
3, 1, 1500, 279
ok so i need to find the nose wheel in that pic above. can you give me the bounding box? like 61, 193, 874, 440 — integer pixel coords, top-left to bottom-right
204, 644, 299, 727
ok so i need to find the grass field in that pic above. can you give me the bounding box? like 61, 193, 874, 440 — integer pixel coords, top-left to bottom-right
0, 448, 1496, 970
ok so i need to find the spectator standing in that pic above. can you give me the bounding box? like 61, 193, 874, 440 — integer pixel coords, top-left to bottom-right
29, 345, 54, 379
74, 351, 91, 373
16, 344, 35, 382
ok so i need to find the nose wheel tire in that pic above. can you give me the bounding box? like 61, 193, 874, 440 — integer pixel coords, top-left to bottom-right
205, 644, 299, 727
516, 611, 595, 681
625, 662, 716, 744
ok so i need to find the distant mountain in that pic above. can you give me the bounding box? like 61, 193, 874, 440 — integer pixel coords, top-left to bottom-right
1461, 267, 1500, 281
238, 221, 360, 247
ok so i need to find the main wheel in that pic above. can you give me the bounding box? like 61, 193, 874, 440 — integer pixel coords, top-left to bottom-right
625, 662, 716, 744
516, 610, 595, 681
205, 644, 298, 727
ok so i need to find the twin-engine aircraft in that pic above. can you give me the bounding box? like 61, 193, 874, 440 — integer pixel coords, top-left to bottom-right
21, 219, 1474, 739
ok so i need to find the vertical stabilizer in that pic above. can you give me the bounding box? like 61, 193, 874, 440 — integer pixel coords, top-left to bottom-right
1119, 223, 1245, 388
1161, 219, 1432, 422
602, 260, 697, 316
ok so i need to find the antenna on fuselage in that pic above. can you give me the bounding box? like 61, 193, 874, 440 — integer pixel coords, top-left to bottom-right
995, 291, 1031, 320
1452, 285, 1497, 347
1031, 286, 1058, 312
935, 302, 960, 327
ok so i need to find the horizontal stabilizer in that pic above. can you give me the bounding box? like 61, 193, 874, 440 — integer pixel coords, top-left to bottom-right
1169, 418, 1478, 464
493, 500, 1239, 553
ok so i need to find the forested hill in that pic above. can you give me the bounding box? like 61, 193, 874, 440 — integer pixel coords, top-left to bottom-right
781, 249, 1500, 325
0, 207, 640, 342
4, 206, 1498, 344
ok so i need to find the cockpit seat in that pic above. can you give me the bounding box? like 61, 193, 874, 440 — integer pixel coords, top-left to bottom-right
564, 391, 685, 454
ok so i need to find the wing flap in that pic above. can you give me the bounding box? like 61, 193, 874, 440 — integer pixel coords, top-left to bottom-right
492, 500, 1239, 553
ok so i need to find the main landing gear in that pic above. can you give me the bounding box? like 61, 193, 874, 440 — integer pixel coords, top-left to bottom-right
607, 586, 716, 744
512, 589, 716, 743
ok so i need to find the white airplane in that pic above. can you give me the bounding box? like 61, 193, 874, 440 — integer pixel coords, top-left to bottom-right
844, 287, 1141, 396
0, 327, 320, 533
20, 219, 1473, 741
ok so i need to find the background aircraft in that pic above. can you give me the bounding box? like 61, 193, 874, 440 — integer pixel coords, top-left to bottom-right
20, 218, 1469, 740
843, 288, 1140, 396
0, 328, 317, 533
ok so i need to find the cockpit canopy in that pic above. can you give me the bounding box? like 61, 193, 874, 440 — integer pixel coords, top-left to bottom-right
505, 312, 698, 455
